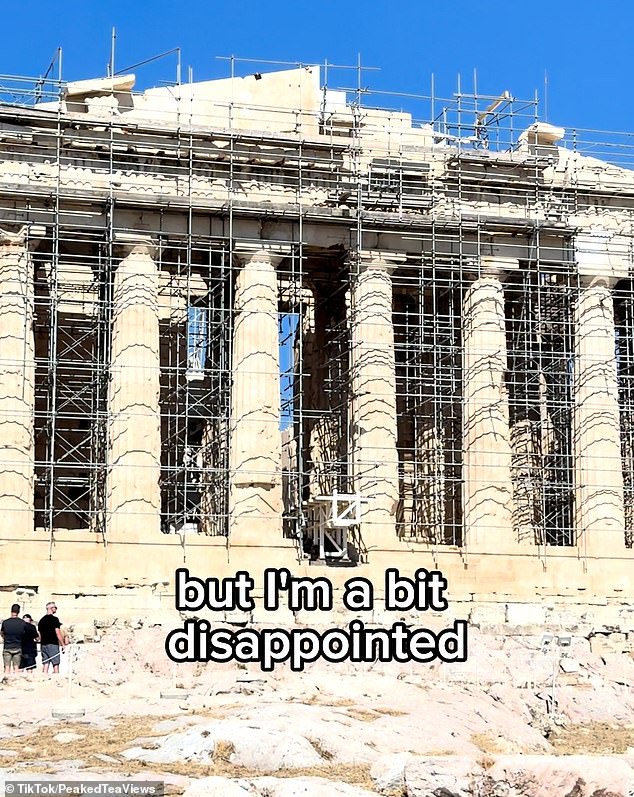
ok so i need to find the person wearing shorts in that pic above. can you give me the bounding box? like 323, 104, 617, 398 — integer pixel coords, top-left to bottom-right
38, 602, 65, 674
1, 604, 26, 674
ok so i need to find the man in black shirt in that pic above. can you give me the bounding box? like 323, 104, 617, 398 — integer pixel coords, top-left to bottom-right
38, 601, 65, 674
1, 604, 26, 674
20, 614, 39, 671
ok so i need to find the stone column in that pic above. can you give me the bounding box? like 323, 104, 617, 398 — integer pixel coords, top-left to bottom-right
462, 257, 517, 549
573, 233, 629, 556
106, 236, 161, 537
415, 415, 446, 542
0, 226, 39, 535
350, 251, 404, 551
229, 244, 286, 545
199, 416, 225, 536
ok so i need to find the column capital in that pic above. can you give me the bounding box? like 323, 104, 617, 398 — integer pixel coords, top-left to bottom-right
354, 250, 407, 274
465, 256, 519, 281
113, 232, 157, 259
576, 231, 630, 284
579, 273, 618, 290
0, 224, 46, 250
233, 241, 291, 268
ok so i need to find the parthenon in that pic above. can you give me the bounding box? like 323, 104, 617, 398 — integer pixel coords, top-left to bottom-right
1, 62, 633, 622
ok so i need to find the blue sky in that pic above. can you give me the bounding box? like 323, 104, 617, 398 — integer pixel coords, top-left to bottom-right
2, 0, 631, 135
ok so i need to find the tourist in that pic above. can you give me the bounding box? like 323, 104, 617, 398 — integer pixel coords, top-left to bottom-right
38, 602, 65, 674
1, 604, 26, 675
20, 614, 39, 672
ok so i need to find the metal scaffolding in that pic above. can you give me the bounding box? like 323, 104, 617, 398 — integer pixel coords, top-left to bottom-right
0, 54, 632, 563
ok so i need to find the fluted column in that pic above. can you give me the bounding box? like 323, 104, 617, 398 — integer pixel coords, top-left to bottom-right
350, 251, 404, 551
462, 257, 517, 549
229, 244, 286, 545
416, 415, 446, 542
574, 233, 629, 556
106, 236, 161, 537
199, 416, 225, 536
0, 226, 40, 535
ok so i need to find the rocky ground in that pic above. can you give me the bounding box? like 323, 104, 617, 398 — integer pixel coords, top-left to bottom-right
1, 622, 634, 795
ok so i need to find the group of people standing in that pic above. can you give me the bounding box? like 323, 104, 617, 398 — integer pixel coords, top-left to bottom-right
0, 601, 67, 675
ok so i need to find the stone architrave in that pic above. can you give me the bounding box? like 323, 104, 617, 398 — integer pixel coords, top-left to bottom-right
574, 233, 629, 556
462, 257, 518, 549
0, 226, 41, 536
229, 243, 287, 545
106, 236, 161, 537
350, 250, 404, 551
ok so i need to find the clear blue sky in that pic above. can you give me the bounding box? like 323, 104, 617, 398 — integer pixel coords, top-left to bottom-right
2, 0, 631, 134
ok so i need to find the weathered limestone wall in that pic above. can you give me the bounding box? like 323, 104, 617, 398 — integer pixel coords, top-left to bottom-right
135, 67, 322, 135
0, 227, 35, 537
106, 239, 161, 538
3, 530, 634, 630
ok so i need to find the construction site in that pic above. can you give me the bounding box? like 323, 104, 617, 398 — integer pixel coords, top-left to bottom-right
1, 55, 634, 624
